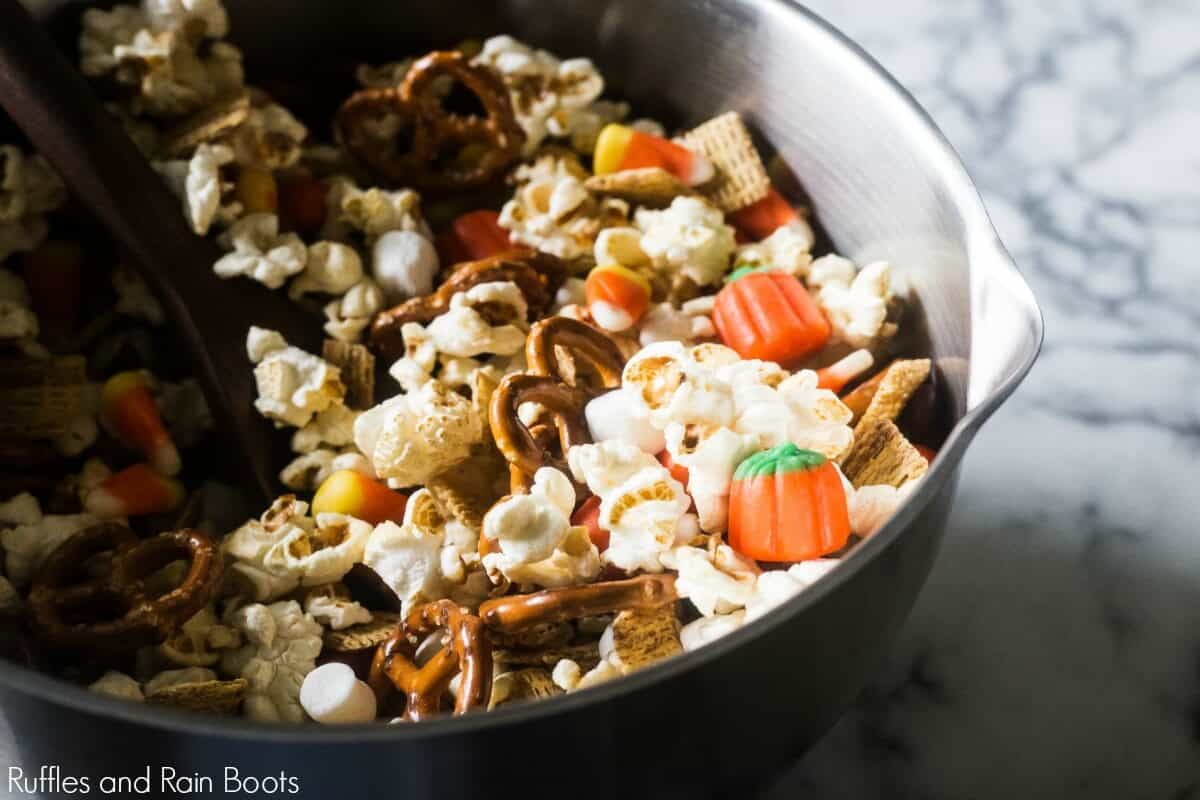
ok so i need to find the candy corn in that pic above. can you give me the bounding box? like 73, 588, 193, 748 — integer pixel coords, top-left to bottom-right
584, 264, 651, 332
816, 349, 875, 393
100, 372, 181, 476
593, 124, 714, 187
435, 209, 512, 267
728, 188, 800, 241
85, 463, 184, 518
235, 166, 279, 214
312, 470, 409, 525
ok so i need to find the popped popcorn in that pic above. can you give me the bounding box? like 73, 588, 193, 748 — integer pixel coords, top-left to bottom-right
290, 402, 358, 455
214, 213, 307, 289
1, 512, 100, 586
364, 489, 489, 613
154, 143, 238, 235
248, 328, 345, 428
499, 154, 629, 261
635, 197, 737, 287
0, 145, 64, 261
223, 495, 372, 601
660, 544, 759, 617
733, 220, 816, 278
324, 179, 428, 242
353, 381, 482, 487
420, 281, 529, 358
288, 241, 364, 300
220, 600, 322, 722
567, 441, 689, 573
744, 561, 839, 621
481, 467, 601, 588
228, 103, 307, 169
89, 671, 145, 702
302, 587, 373, 630
323, 279, 384, 343
815, 260, 896, 348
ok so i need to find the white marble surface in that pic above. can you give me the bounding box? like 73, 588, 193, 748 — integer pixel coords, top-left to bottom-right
770, 1, 1200, 797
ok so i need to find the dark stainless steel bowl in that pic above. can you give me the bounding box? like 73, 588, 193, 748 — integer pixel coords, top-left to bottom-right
0, 1, 1042, 797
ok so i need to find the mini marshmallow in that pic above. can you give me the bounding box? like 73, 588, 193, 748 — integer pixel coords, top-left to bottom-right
584, 388, 665, 454
299, 662, 377, 724
373, 229, 439, 302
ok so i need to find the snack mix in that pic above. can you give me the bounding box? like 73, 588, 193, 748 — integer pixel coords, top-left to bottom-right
0, 2, 940, 723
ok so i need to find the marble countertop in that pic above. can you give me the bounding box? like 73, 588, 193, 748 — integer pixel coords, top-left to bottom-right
770, 1, 1200, 797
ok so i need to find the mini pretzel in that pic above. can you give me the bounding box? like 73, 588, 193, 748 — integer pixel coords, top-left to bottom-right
370, 251, 566, 360
479, 575, 678, 633
525, 317, 626, 392
28, 524, 222, 653
336, 51, 524, 193
490, 374, 590, 483
368, 600, 493, 720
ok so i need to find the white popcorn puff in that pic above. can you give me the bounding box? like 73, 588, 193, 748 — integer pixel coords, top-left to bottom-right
594, 226, 653, 273
229, 103, 308, 170
291, 402, 358, 454
323, 279, 384, 343
223, 496, 372, 600
112, 264, 165, 325
734, 220, 816, 278
300, 663, 377, 724
0, 492, 40, 526
154, 143, 237, 236
728, 369, 853, 460
664, 424, 757, 534
622, 341, 740, 430
637, 302, 715, 347
474, 36, 605, 154
248, 330, 344, 428
482, 468, 602, 588
303, 592, 372, 631
816, 260, 894, 348
0, 145, 65, 261
289, 242, 364, 300
142, 0, 230, 38
221, 600, 322, 722
847, 481, 917, 537
89, 671, 144, 702
325, 179, 428, 242
584, 388, 665, 454
159, 606, 240, 667
214, 213, 307, 290
567, 441, 689, 573
1, 513, 99, 586
0, 268, 38, 340
419, 281, 529, 359
635, 197, 737, 287
353, 381, 482, 487
660, 544, 759, 616
744, 561, 839, 621
364, 490, 489, 613
551, 658, 583, 692
144, 667, 218, 696
679, 611, 745, 652
372, 229, 438, 303
279, 449, 337, 491
805, 254, 857, 292
551, 277, 586, 314
500, 154, 628, 261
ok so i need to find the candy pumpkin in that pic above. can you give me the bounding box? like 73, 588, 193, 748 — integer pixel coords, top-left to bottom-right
712, 268, 830, 366
727, 443, 850, 562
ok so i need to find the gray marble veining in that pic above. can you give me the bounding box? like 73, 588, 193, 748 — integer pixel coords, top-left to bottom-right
772, 1, 1200, 797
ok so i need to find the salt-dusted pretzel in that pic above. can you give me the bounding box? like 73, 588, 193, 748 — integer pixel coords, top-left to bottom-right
370, 250, 566, 360
27, 523, 223, 653
368, 600, 493, 720
490, 374, 590, 483
336, 51, 524, 193
479, 574, 678, 633
525, 317, 625, 392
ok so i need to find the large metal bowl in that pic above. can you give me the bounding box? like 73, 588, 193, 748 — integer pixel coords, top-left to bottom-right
0, 1, 1042, 797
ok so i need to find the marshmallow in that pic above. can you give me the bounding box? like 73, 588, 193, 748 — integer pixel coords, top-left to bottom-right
373, 230, 439, 302
584, 388, 665, 454
299, 663, 377, 724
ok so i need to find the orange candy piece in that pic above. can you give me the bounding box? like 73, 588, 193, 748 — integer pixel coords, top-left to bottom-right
312, 470, 409, 525
593, 124, 713, 186
728, 188, 800, 241
85, 464, 184, 518
571, 495, 607, 552
101, 372, 181, 476
816, 349, 875, 393
712, 269, 831, 366
435, 210, 512, 267
727, 445, 850, 562
584, 264, 651, 331
656, 449, 690, 488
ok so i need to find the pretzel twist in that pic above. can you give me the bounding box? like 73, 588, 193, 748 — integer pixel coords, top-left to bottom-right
369, 251, 566, 360
336, 51, 524, 193
28, 524, 222, 653
368, 600, 493, 720
478, 575, 678, 633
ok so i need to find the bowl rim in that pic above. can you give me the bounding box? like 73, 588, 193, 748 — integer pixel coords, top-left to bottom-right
0, 0, 1043, 741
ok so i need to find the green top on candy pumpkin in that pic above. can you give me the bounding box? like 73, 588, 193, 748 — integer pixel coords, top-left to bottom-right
733, 443, 827, 480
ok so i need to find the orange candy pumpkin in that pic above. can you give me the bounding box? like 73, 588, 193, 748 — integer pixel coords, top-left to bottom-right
727, 444, 850, 562
712, 268, 831, 366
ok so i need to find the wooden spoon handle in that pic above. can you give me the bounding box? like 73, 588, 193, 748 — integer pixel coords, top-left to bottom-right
0, 0, 310, 503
